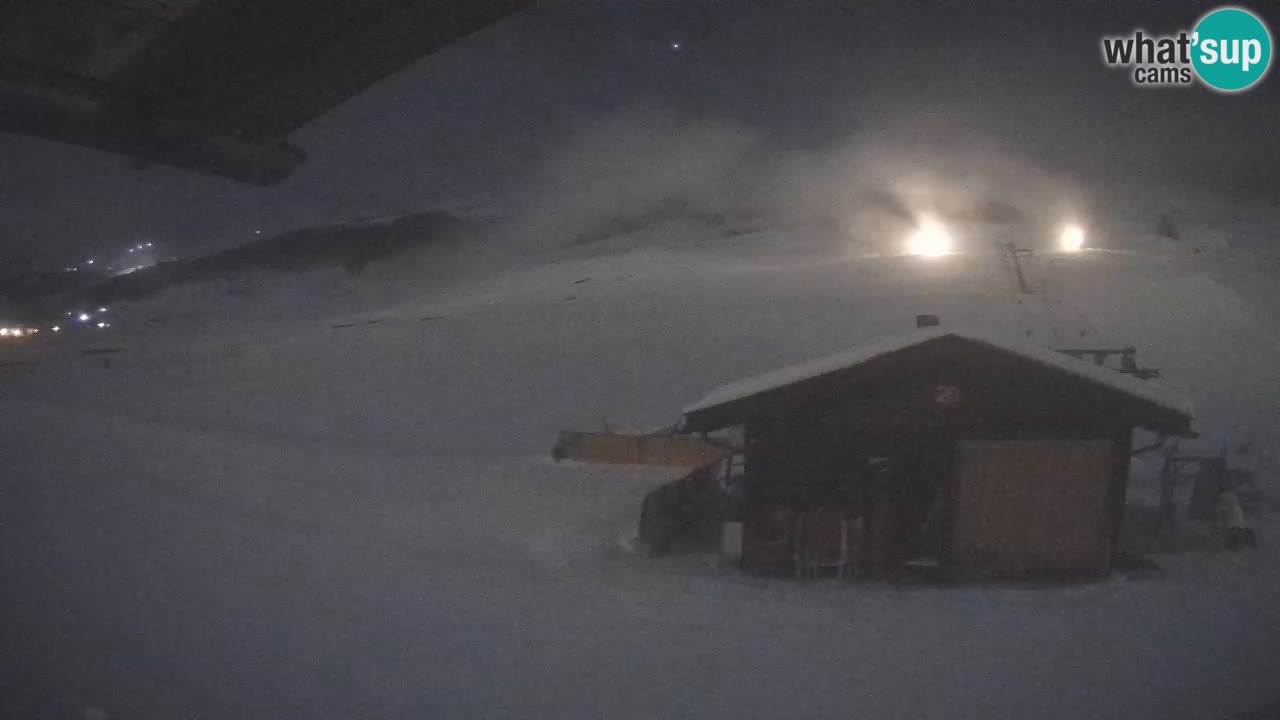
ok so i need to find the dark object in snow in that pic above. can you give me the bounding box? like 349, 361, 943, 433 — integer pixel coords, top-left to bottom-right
330, 319, 383, 329
1232, 469, 1267, 513
1054, 346, 1161, 379
563, 295, 576, 301
420, 315, 446, 322
638, 460, 725, 556
572, 277, 591, 285
1158, 448, 1204, 535
1217, 489, 1254, 551
1156, 213, 1181, 240
1161, 449, 1259, 551
1116, 352, 1163, 380
1187, 457, 1228, 524
1226, 527, 1258, 551
915, 314, 940, 329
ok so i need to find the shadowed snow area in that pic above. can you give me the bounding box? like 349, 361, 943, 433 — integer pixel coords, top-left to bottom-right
3, 209, 1279, 719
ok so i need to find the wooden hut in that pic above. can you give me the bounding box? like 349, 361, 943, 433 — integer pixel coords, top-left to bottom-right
682, 329, 1194, 579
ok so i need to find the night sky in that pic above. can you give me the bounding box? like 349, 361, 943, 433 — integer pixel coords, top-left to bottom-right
2, 0, 1277, 268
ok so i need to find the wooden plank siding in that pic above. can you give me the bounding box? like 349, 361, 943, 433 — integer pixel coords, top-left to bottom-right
951, 440, 1114, 577
683, 334, 1191, 579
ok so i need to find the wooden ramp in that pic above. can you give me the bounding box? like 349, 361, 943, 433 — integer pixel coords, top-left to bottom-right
550, 431, 731, 467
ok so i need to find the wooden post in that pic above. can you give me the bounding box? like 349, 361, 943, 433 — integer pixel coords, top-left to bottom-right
868, 473, 893, 578
937, 438, 960, 581
1158, 443, 1179, 538
1108, 430, 1133, 572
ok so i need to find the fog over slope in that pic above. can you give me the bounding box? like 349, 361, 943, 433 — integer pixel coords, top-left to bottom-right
4, 1, 1277, 265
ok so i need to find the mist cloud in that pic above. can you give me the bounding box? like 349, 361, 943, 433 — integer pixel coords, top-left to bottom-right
504, 108, 1089, 253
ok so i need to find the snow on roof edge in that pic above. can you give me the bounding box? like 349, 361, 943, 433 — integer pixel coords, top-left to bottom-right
682, 328, 1194, 420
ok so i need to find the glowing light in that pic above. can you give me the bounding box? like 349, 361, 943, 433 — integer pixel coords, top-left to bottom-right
78, 313, 91, 322
1059, 223, 1086, 252
671, 41, 681, 50
0, 328, 9, 336
86, 259, 95, 264
906, 216, 953, 258
52, 326, 60, 332
96, 322, 107, 328
98, 307, 107, 313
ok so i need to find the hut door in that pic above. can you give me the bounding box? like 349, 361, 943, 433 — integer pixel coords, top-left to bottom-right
951, 440, 1114, 576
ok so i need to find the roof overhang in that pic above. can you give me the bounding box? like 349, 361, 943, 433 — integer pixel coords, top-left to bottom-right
683, 329, 1195, 437
0, 0, 533, 184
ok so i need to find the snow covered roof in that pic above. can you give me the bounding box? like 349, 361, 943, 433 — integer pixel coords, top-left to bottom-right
683, 328, 1194, 421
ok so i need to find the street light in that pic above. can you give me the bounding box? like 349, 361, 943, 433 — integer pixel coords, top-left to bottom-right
1059, 224, 1086, 252
906, 216, 953, 258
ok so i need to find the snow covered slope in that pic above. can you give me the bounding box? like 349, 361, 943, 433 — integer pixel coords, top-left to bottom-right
2, 214, 1278, 720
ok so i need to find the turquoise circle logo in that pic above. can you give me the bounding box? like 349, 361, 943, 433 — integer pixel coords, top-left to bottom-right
1192, 7, 1272, 91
